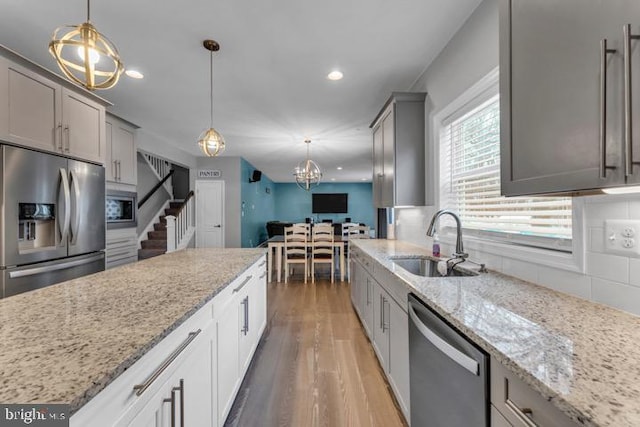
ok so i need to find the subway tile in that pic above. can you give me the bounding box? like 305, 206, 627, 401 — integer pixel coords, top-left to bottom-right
537, 266, 591, 299
592, 278, 640, 316
502, 257, 538, 283
586, 252, 629, 284
589, 227, 605, 253
629, 258, 640, 288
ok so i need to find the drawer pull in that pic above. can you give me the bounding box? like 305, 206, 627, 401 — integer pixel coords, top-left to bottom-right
233, 275, 253, 293
133, 329, 201, 396
505, 378, 539, 427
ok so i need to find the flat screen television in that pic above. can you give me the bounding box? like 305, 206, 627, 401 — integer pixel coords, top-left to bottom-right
312, 193, 348, 213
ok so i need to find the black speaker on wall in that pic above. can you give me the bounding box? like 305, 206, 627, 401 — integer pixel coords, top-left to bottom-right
249, 170, 262, 183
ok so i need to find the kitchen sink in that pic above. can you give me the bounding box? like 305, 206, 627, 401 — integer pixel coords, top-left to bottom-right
391, 257, 478, 277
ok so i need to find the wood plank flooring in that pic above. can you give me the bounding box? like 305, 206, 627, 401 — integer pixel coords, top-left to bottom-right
225, 278, 407, 427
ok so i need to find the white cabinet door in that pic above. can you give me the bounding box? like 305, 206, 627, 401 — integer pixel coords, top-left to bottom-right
63, 88, 105, 164
381, 110, 395, 208
362, 273, 375, 339
176, 324, 214, 427
387, 298, 410, 420
217, 297, 240, 426
106, 114, 137, 185
126, 381, 170, 427
372, 124, 384, 207
372, 282, 390, 372
114, 124, 136, 184
0, 58, 62, 153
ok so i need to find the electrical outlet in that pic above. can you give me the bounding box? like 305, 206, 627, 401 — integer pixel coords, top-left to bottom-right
604, 220, 640, 256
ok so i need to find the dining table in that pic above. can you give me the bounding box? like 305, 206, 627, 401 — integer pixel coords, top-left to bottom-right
266, 235, 347, 282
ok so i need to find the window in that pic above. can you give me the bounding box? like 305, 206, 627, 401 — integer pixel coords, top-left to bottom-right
439, 86, 572, 252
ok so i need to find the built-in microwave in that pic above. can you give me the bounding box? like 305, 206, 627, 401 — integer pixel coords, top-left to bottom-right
106, 190, 137, 229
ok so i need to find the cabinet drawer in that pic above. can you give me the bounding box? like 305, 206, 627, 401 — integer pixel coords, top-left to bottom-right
491, 359, 577, 427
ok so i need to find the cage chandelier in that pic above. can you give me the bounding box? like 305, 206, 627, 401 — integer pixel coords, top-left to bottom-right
294, 139, 322, 191
197, 39, 225, 157
49, 0, 124, 90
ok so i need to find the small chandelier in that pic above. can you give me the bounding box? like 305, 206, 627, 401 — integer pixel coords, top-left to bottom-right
294, 139, 322, 191
49, 0, 124, 91
197, 39, 226, 157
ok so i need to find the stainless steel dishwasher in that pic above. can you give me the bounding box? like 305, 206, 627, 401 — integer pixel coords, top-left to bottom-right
408, 294, 489, 426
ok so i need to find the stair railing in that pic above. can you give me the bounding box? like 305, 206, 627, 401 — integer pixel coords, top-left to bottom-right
166, 191, 195, 252
138, 169, 174, 209
141, 152, 173, 194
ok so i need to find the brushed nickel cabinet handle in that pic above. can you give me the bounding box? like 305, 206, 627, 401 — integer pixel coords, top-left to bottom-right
624, 25, 640, 176
133, 329, 201, 396
600, 39, 617, 178
233, 275, 253, 293
64, 126, 70, 152
163, 388, 176, 427
56, 123, 63, 151
173, 379, 184, 427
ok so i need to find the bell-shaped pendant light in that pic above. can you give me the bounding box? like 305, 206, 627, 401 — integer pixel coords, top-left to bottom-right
49, 0, 124, 90
294, 139, 322, 191
197, 40, 226, 157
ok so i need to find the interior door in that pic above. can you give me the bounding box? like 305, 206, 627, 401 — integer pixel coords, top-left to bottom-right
67, 159, 105, 256
196, 180, 224, 248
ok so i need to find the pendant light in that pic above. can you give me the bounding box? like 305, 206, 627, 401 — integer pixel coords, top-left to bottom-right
294, 139, 322, 191
49, 0, 124, 91
197, 39, 226, 157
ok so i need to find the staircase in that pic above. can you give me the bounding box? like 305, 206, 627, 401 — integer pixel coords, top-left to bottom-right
138, 201, 182, 260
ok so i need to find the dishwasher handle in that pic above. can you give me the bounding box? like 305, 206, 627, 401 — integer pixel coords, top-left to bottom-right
408, 301, 479, 376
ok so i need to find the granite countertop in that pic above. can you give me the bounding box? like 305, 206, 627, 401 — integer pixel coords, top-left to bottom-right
351, 239, 640, 427
0, 248, 265, 414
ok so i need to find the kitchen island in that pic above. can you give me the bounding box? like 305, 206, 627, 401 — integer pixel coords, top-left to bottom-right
351, 239, 640, 427
0, 248, 266, 425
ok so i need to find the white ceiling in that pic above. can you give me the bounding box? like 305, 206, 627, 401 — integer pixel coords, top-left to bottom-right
0, 0, 482, 182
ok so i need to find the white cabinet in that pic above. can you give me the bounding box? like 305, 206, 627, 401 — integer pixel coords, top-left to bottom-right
70, 256, 267, 427
106, 114, 137, 185
370, 92, 426, 208
106, 228, 138, 269
0, 55, 106, 164
216, 256, 267, 426
351, 250, 410, 422
125, 322, 214, 427
500, 0, 640, 195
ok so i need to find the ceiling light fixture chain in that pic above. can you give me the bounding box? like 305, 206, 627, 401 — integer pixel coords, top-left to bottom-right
294, 139, 322, 191
197, 39, 225, 157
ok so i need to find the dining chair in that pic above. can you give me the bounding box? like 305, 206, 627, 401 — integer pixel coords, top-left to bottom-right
311, 223, 334, 283
347, 225, 370, 281
284, 224, 309, 283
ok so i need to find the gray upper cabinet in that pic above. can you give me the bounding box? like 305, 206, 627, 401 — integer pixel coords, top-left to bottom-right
371, 92, 426, 207
500, 0, 640, 196
105, 113, 137, 186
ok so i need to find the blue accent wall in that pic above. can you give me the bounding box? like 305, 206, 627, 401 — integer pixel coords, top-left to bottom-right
273, 183, 374, 227
241, 159, 276, 247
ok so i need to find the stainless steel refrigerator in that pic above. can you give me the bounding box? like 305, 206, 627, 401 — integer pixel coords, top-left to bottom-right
0, 145, 105, 298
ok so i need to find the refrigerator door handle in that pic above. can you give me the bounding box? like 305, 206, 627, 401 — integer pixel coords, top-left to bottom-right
408, 301, 479, 375
59, 168, 71, 244
69, 169, 81, 245
9, 254, 104, 278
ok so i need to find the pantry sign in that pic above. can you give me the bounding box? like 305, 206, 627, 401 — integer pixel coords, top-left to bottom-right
198, 170, 222, 178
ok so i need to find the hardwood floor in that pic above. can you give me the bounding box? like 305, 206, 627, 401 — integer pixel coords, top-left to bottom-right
225, 277, 407, 427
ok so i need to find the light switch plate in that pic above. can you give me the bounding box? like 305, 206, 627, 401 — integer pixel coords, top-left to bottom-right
604, 220, 640, 256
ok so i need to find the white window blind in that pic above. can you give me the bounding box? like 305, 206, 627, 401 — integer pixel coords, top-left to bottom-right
439, 94, 572, 251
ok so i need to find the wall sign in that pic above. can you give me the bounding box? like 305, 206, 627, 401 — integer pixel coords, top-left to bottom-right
198, 169, 222, 178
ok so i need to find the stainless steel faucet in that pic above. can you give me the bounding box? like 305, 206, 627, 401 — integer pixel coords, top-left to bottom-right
426, 209, 468, 260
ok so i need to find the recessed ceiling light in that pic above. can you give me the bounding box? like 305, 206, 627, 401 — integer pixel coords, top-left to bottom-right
327, 70, 343, 81
336, 166, 343, 170
361, 178, 368, 181
125, 69, 144, 79
331, 178, 336, 181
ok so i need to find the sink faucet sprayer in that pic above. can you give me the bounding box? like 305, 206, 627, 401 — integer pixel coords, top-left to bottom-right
426, 210, 468, 260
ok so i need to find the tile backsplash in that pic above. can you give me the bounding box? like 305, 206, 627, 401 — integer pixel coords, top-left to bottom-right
394, 194, 640, 316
